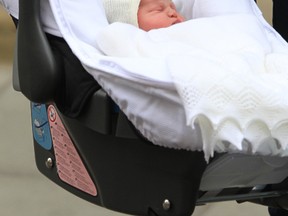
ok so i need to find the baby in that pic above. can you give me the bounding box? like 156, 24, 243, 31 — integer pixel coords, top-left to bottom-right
102, 0, 185, 31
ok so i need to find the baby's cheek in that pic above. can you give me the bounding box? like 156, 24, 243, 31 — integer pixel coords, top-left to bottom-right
142, 18, 161, 31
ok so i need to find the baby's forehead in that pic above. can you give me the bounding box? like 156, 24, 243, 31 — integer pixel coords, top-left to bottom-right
140, 0, 172, 5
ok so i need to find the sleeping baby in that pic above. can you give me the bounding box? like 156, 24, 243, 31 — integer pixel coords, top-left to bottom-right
99, 0, 272, 67
102, 0, 185, 31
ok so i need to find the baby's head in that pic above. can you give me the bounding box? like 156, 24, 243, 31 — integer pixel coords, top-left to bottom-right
102, 0, 185, 31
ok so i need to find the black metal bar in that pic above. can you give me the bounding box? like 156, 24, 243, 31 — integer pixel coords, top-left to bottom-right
197, 190, 288, 205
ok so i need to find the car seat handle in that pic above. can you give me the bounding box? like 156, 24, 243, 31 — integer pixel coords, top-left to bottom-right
16, 0, 61, 103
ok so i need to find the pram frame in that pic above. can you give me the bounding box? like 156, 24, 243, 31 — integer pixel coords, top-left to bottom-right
13, 0, 288, 215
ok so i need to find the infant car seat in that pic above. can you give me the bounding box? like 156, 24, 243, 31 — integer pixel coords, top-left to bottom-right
13, 0, 288, 215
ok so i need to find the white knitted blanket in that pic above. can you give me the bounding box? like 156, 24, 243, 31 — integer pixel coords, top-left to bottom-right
96, 13, 288, 161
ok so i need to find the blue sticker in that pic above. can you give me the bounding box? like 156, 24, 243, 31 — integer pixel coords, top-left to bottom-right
31, 103, 52, 150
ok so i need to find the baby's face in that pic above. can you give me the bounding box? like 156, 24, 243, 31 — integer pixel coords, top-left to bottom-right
138, 0, 185, 31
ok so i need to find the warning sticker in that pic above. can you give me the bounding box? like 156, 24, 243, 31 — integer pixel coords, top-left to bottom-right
48, 105, 97, 196
48, 106, 57, 122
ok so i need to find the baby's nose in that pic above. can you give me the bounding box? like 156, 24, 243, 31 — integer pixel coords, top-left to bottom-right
168, 8, 177, 17
168, 8, 185, 23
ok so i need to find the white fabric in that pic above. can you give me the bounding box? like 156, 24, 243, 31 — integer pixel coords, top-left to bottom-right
6, 0, 288, 159
102, 0, 141, 27
191, 0, 254, 18
39, 0, 62, 37
173, 0, 195, 20
95, 11, 288, 160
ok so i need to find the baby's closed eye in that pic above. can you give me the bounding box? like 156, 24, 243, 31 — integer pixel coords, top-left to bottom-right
150, 5, 164, 12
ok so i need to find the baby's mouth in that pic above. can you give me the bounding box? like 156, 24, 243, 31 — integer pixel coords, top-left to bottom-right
172, 16, 185, 25
172, 19, 183, 25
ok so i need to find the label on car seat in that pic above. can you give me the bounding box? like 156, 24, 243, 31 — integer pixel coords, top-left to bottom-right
47, 105, 97, 196
31, 103, 52, 150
